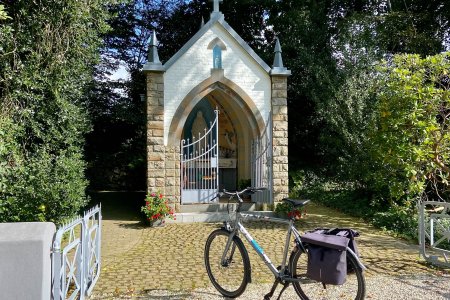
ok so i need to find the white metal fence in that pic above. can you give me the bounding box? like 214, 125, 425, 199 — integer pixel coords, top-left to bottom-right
181, 110, 219, 204
52, 205, 102, 300
251, 114, 273, 204
419, 200, 450, 268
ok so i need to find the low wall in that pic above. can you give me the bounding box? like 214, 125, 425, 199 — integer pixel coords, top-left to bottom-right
0, 222, 55, 300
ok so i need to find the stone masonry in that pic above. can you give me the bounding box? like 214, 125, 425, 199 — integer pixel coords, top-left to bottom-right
146, 72, 181, 207
271, 75, 289, 203
146, 72, 165, 193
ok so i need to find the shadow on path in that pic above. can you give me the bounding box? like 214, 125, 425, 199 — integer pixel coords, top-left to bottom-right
89, 194, 449, 299
88, 191, 145, 221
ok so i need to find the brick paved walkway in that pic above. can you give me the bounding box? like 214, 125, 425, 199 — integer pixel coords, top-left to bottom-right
91, 198, 446, 298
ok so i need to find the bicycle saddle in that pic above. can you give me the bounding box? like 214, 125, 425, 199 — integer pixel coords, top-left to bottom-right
282, 198, 310, 208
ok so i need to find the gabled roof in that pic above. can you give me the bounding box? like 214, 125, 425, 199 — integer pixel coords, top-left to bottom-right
163, 13, 271, 73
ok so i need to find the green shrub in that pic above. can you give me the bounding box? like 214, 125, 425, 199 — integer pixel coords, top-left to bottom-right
370, 53, 450, 202
290, 169, 420, 239
372, 205, 418, 238
238, 179, 252, 190
0, 1, 114, 224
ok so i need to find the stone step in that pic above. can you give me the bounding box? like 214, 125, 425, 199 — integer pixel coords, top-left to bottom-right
167, 211, 276, 223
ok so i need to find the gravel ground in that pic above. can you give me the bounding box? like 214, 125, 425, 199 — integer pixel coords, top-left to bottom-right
92, 273, 450, 300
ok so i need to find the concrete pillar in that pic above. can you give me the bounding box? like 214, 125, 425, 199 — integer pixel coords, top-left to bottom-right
0, 222, 55, 300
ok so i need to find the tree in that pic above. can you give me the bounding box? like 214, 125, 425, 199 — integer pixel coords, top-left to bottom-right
372, 53, 450, 203
266, 0, 449, 177
86, 0, 187, 191
267, 0, 340, 171
0, 0, 115, 223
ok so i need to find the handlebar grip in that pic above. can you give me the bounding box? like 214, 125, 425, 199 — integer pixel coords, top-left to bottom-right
251, 187, 268, 192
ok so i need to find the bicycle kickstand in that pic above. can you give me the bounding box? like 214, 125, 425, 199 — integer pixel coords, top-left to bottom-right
264, 279, 279, 300
276, 282, 289, 300
264, 279, 289, 300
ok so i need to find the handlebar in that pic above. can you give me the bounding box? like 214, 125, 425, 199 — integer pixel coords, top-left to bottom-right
217, 187, 267, 202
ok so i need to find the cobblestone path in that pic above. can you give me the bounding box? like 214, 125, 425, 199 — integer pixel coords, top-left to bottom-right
91, 200, 447, 299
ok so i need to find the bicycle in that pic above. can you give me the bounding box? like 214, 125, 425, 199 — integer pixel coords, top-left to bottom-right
204, 187, 366, 299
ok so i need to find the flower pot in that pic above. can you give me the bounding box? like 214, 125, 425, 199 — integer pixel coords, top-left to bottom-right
143, 217, 165, 227
150, 218, 165, 228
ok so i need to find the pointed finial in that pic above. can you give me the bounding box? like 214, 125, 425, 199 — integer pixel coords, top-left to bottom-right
143, 30, 165, 72
270, 37, 291, 76
200, 16, 205, 29
273, 37, 283, 68
148, 31, 161, 64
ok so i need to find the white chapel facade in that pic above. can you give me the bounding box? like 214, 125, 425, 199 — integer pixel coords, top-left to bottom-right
143, 1, 290, 210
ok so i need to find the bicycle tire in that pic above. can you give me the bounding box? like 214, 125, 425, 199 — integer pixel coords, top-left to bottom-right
289, 245, 366, 300
204, 228, 251, 298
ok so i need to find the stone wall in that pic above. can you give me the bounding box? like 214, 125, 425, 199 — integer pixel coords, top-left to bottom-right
146, 72, 179, 201
271, 75, 289, 203
146, 71, 180, 207
164, 146, 181, 210
146, 71, 164, 193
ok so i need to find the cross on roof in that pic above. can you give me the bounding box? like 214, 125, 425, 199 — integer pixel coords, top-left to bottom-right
210, 0, 223, 13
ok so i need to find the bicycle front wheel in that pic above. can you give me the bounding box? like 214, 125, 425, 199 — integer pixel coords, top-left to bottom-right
204, 228, 250, 298
290, 245, 366, 300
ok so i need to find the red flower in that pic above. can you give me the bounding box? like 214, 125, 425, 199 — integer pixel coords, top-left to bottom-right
159, 194, 163, 199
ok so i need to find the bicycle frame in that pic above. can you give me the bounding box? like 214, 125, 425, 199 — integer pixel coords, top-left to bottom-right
218, 188, 365, 287
222, 210, 304, 282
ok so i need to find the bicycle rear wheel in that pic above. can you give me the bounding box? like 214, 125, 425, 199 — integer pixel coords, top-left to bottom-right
289, 245, 366, 300
204, 228, 250, 298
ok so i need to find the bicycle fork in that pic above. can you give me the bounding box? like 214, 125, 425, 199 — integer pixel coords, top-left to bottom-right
221, 232, 238, 267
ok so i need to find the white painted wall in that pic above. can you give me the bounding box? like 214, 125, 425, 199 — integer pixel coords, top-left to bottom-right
164, 22, 271, 145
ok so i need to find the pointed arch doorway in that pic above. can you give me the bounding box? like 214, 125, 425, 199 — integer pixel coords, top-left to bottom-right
180, 99, 219, 204
177, 84, 259, 204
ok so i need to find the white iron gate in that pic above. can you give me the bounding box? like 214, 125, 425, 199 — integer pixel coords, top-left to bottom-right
251, 114, 273, 204
419, 200, 450, 268
181, 110, 219, 203
52, 205, 102, 300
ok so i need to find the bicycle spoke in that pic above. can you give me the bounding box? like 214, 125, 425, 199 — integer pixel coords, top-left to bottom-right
205, 229, 250, 298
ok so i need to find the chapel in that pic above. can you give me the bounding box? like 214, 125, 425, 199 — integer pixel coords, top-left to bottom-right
143, 0, 290, 211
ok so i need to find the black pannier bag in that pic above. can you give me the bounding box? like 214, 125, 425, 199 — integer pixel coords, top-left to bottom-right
300, 232, 350, 285
312, 228, 360, 273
